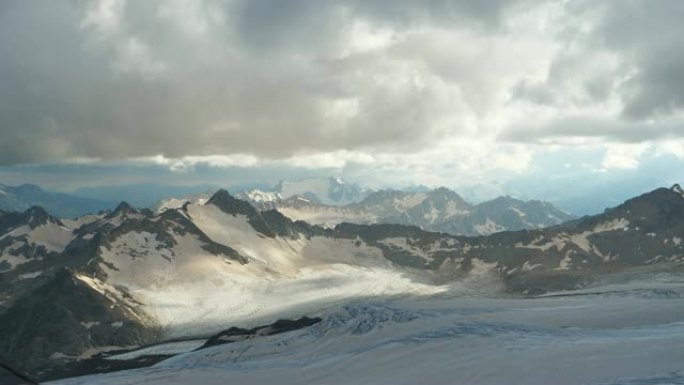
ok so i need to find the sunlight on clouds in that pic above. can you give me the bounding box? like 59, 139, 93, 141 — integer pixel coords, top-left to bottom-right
284, 151, 375, 170
601, 144, 650, 170
340, 19, 396, 56
139, 154, 260, 171
80, 0, 124, 36
113, 37, 168, 79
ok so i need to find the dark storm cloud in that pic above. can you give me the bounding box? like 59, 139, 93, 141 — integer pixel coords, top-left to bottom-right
593, 1, 684, 119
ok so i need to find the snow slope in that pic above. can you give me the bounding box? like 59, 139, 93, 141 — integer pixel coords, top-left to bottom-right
151, 194, 210, 213
96, 202, 448, 338
52, 284, 684, 385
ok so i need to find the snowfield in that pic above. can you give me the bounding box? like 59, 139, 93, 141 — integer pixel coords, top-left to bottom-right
97, 203, 449, 337
51, 283, 684, 385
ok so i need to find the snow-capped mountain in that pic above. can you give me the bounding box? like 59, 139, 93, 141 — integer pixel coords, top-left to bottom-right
2, 185, 684, 381
151, 192, 212, 214
246, 177, 371, 206
0, 183, 114, 218
244, 187, 575, 235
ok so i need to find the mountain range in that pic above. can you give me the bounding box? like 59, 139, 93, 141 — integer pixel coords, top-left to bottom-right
272, 177, 370, 206
0, 183, 115, 218
237, 186, 575, 236
1, 184, 684, 380
1, 178, 574, 237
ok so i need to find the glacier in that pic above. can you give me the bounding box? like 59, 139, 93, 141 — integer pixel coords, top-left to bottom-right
51, 283, 684, 385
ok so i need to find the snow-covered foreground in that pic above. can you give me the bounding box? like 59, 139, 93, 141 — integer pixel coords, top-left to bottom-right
52, 285, 684, 385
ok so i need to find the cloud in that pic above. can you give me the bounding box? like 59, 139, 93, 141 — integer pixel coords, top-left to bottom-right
1, 0, 683, 170
0, 0, 540, 167
501, 114, 684, 144
584, 0, 684, 119
600, 143, 650, 170
502, 0, 684, 144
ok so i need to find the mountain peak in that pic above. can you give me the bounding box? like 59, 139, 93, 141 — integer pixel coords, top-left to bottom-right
671, 183, 684, 197
208, 188, 232, 202
24, 205, 51, 227
208, 189, 256, 216
112, 201, 136, 216
603, 186, 684, 221
272, 177, 368, 206
25, 205, 49, 217
429, 187, 468, 202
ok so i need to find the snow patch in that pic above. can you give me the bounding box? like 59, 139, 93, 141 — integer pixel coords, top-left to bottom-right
81, 321, 100, 329
18, 271, 43, 280
522, 261, 542, 271
245, 189, 282, 203
105, 340, 206, 361
474, 218, 504, 235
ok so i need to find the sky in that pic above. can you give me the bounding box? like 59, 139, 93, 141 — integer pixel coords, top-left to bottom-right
1, 0, 684, 213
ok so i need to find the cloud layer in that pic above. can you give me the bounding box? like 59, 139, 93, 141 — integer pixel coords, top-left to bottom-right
1, 0, 683, 169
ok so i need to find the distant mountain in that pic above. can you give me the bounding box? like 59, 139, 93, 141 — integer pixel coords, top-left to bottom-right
151, 192, 212, 214
0, 183, 114, 218
150, 178, 368, 213
243, 187, 575, 236
2, 185, 684, 380
272, 177, 371, 206
464, 175, 671, 216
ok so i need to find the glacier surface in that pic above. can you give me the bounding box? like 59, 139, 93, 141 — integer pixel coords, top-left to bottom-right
51, 284, 684, 385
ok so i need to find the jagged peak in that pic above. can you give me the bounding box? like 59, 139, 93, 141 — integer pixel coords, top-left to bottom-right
23, 205, 62, 225
23, 205, 56, 228
25, 205, 49, 217
208, 188, 233, 202
208, 189, 256, 216
432, 186, 452, 192
110, 201, 137, 217
485, 195, 521, 204
428, 187, 468, 202
671, 183, 684, 197
607, 186, 684, 215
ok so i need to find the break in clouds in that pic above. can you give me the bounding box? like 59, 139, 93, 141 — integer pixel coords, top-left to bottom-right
1, 0, 684, 167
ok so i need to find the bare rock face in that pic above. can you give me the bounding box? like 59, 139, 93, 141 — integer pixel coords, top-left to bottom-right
0, 268, 162, 379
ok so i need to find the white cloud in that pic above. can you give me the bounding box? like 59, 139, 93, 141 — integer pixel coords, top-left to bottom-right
113, 37, 168, 79
80, 0, 125, 36
601, 143, 650, 170
137, 154, 260, 171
